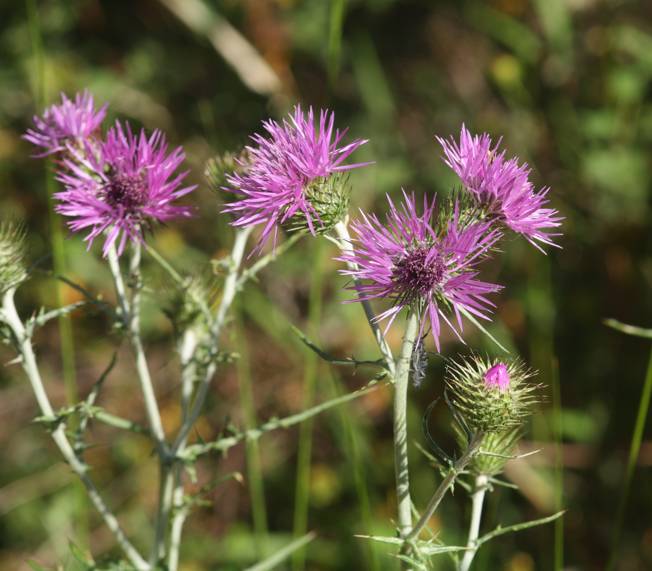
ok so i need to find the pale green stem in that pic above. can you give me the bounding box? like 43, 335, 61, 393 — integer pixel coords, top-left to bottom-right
236, 309, 269, 558
393, 311, 419, 540
407, 433, 484, 543
107, 243, 169, 565
166, 227, 252, 569
333, 220, 395, 376
292, 240, 324, 571
26, 0, 84, 541
107, 243, 166, 448
181, 379, 386, 460
1, 289, 149, 571
459, 474, 489, 571
167, 328, 199, 571
172, 226, 252, 452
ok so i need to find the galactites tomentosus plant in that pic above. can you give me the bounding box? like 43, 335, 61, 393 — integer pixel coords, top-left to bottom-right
6, 89, 565, 571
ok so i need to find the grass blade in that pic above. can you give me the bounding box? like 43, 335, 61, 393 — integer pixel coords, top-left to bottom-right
245, 532, 317, 571
607, 345, 652, 570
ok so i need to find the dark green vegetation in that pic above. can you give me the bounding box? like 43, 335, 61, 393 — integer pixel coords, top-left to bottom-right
1, 1, 651, 569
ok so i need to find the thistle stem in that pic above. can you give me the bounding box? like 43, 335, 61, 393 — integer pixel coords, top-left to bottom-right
172, 226, 252, 452
407, 432, 484, 543
393, 311, 419, 539
1, 289, 149, 571
333, 220, 395, 376
459, 474, 489, 571
167, 328, 199, 571
107, 243, 169, 565
166, 227, 252, 569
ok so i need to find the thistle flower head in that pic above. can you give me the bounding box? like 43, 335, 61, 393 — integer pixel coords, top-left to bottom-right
24, 90, 107, 156
0, 222, 28, 293
338, 191, 502, 350
55, 121, 196, 257
223, 105, 369, 251
436, 125, 562, 250
445, 355, 539, 433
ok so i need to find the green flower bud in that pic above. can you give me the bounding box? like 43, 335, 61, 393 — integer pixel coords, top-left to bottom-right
163, 273, 216, 334
205, 150, 251, 195
445, 355, 539, 433
284, 173, 351, 234
0, 221, 27, 294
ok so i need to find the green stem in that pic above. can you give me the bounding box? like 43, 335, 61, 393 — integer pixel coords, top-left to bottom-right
235, 307, 269, 558
327, 373, 380, 571
26, 0, 83, 542
393, 311, 419, 540
327, 0, 347, 83
551, 358, 564, 571
292, 239, 325, 571
607, 345, 652, 570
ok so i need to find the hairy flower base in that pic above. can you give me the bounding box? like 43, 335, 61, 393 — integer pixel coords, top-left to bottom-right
283, 173, 351, 234
445, 355, 539, 433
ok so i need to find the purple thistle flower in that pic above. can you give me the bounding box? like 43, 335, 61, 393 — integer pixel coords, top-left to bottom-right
24, 90, 107, 156
436, 125, 562, 251
338, 191, 502, 351
55, 121, 195, 257
484, 362, 510, 392
223, 105, 370, 251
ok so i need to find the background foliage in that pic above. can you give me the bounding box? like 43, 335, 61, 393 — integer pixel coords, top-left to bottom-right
1, 0, 651, 569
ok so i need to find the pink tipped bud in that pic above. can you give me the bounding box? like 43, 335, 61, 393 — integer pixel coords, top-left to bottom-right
484, 363, 510, 392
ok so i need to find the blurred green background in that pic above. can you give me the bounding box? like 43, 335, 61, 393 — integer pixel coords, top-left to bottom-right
1, 0, 652, 569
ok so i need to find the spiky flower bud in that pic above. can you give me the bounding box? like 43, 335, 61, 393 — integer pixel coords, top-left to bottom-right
163, 274, 216, 334
284, 173, 351, 234
205, 151, 251, 195
445, 355, 539, 433
0, 222, 28, 294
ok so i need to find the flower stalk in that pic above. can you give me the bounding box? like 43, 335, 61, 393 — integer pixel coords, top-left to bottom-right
393, 311, 419, 538
459, 474, 489, 571
407, 432, 485, 543
1, 288, 149, 571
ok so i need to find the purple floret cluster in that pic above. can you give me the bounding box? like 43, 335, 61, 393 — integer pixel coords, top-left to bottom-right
437, 126, 562, 250
25, 91, 195, 256
27, 92, 562, 350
